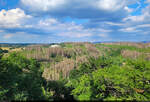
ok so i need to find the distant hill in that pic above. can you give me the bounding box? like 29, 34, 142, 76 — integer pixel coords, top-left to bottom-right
93, 41, 150, 44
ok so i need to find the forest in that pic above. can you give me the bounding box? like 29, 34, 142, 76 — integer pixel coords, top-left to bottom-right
0, 42, 150, 101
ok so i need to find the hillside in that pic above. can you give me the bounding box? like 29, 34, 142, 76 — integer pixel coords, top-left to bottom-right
0, 42, 150, 101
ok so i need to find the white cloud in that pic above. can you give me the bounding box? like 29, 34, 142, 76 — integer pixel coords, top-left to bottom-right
98, 33, 108, 38
20, 0, 133, 20
57, 32, 92, 38
143, 31, 150, 35
1, 0, 149, 42
145, 0, 150, 3
21, 0, 66, 11
3, 34, 13, 39
0, 8, 32, 28
96, 0, 126, 11
0, 30, 4, 33
96, 28, 112, 33
38, 18, 58, 26
36, 18, 116, 38
105, 22, 124, 26
124, 6, 133, 13
136, 24, 150, 28
0, 31, 41, 43
21, 0, 127, 11
123, 1, 150, 23
119, 27, 141, 32
117, 1, 150, 35
37, 18, 93, 38
123, 12, 150, 22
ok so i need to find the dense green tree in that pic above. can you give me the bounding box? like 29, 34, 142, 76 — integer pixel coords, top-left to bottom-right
67, 56, 150, 101
0, 52, 52, 101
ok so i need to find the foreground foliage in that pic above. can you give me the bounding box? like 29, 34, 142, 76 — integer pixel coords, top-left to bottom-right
0, 52, 53, 100
67, 56, 150, 101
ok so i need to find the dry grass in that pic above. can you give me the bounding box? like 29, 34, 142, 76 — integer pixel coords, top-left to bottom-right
10, 48, 23, 52
121, 50, 141, 59
0, 47, 23, 52
1, 47, 10, 50
85, 43, 102, 58
144, 53, 150, 61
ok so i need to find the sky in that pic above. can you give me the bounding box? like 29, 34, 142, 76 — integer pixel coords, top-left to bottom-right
0, 0, 150, 43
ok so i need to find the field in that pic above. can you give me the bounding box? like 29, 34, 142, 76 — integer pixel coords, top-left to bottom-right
0, 42, 150, 101
1, 47, 23, 52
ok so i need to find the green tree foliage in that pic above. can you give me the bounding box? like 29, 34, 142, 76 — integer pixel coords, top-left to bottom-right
0, 52, 52, 101
67, 56, 150, 101
69, 56, 113, 79
45, 80, 73, 100
0, 48, 8, 54
0, 48, 3, 60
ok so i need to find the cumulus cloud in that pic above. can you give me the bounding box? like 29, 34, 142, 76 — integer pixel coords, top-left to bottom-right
1, 14, 112, 39
0, 0, 150, 42
0, 8, 32, 28
95, 0, 147, 37
96, 0, 126, 11
21, 0, 122, 11
36, 18, 116, 39
21, 0, 66, 11
123, 0, 150, 23
124, 6, 133, 13
123, 11, 150, 22
20, 0, 134, 21
36, 18, 96, 38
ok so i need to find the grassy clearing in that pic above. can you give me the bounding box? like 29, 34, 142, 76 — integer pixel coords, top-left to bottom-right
97, 44, 150, 53
1, 47, 10, 50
